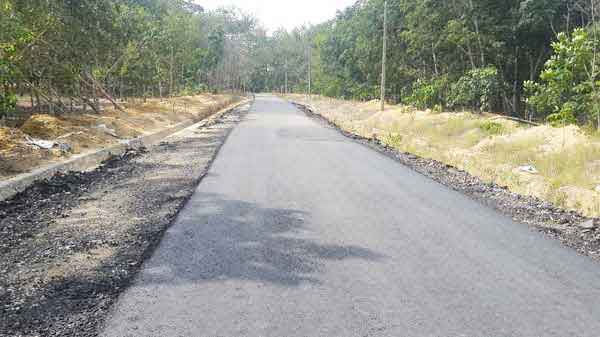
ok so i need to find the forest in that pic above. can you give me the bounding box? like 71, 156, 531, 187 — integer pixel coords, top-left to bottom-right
2, 0, 600, 129
260, 0, 600, 130
0, 0, 263, 118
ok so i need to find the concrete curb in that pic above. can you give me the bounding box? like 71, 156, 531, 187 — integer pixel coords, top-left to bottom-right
0, 98, 252, 202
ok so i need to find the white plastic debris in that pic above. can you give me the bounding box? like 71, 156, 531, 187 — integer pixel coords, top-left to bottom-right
96, 124, 118, 137
57, 142, 72, 153
518, 165, 538, 174
25, 136, 56, 149
578, 219, 596, 230
595, 185, 600, 193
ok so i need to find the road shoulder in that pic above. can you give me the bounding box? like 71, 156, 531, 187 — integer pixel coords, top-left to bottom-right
0, 101, 251, 337
291, 101, 600, 262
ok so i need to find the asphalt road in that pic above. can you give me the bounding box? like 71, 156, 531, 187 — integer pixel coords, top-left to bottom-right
102, 95, 600, 337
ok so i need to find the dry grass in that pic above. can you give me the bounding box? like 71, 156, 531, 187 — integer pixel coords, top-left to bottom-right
288, 94, 600, 217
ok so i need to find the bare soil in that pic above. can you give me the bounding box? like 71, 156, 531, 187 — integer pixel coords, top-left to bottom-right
0, 94, 240, 180
0, 102, 251, 337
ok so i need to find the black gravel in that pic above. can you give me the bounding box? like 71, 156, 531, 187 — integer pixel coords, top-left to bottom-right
0, 103, 249, 337
293, 102, 600, 262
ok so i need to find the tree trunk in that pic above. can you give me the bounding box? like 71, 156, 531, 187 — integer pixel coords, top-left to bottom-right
469, 0, 485, 66
432, 42, 439, 76
170, 46, 174, 97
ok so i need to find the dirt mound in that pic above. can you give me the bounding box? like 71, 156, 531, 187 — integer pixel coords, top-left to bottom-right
95, 117, 143, 139
0, 127, 49, 177
0, 127, 28, 152
538, 125, 587, 152
0, 94, 241, 180
21, 114, 67, 139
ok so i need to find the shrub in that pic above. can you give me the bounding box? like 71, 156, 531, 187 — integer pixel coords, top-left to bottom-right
448, 66, 501, 112
525, 28, 598, 126
546, 102, 578, 127
404, 76, 448, 110
479, 120, 505, 135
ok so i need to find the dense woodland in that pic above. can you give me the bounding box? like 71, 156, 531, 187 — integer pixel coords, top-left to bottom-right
0, 0, 263, 117
2, 0, 600, 128
261, 0, 600, 129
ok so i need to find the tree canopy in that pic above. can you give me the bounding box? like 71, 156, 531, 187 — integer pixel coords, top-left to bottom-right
250, 0, 600, 128
3, 0, 600, 128
0, 0, 263, 116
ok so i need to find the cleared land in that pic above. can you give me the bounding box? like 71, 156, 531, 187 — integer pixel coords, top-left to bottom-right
0, 94, 240, 180
0, 102, 251, 337
286, 94, 600, 217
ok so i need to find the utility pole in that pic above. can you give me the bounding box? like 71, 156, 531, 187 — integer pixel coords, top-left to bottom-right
380, 0, 388, 111
307, 42, 312, 100
285, 60, 288, 94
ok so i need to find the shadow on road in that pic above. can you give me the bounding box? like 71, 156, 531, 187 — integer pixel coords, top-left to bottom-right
136, 193, 384, 287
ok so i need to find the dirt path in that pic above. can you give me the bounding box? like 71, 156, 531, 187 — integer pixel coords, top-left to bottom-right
0, 101, 251, 337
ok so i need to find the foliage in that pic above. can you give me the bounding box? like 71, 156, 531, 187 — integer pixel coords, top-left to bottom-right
448, 66, 501, 112
1, 0, 263, 116
404, 76, 448, 110
0, 1, 32, 117
546, 102, 579, 127
525, 28, 599, 126
479, 120, 505, 135
265, 0, 591, 121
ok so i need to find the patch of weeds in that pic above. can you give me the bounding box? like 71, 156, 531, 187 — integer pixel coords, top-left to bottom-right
546, 181, 569, 208
383, 132, 403, 148
478, 136, 546, 166
533, 145, 600, 189
479, 120, 505, 135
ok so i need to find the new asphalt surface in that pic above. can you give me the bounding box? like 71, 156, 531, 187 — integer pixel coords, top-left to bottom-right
101, 95, 600, 337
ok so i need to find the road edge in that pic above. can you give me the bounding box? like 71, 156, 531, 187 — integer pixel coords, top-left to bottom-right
0, 97, 251, 202
290, 100, 600, 262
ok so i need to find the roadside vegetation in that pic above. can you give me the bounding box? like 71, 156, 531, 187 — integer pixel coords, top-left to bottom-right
288, 94, 600, 217
263, 1, 600, 130
262, 0, 600, 217
1, 1, 260, 119
0, 1, 265, 178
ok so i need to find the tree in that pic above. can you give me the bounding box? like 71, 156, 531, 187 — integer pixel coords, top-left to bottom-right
525, 28, 598, 126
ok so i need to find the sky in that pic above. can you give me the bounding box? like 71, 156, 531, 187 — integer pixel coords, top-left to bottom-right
197, 0, 357, 32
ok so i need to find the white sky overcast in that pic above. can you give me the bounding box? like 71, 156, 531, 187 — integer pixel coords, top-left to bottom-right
196, 0, 357, 32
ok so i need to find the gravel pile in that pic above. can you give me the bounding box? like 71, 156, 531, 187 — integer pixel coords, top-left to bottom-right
0, 103, 250, 337
294, 102, 600, 261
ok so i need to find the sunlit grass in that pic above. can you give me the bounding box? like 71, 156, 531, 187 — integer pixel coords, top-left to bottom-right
286, 94, 600, 217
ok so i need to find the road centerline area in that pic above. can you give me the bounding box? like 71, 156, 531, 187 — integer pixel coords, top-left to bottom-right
101, 95, 600, 337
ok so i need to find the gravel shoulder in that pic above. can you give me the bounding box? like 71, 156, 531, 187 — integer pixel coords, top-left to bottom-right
292, 102, 600, 262
0, 101, 251, 337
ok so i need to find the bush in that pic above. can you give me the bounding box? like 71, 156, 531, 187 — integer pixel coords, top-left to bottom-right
525, 28, 598, 126
404, 76, 448, 110
479, 120, 505, 135
546, 102, 578, 127
448, 66, 501, 112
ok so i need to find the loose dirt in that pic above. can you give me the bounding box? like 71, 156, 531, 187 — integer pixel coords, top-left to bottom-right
0, 101, 251, 337
0, 94, 240, 180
